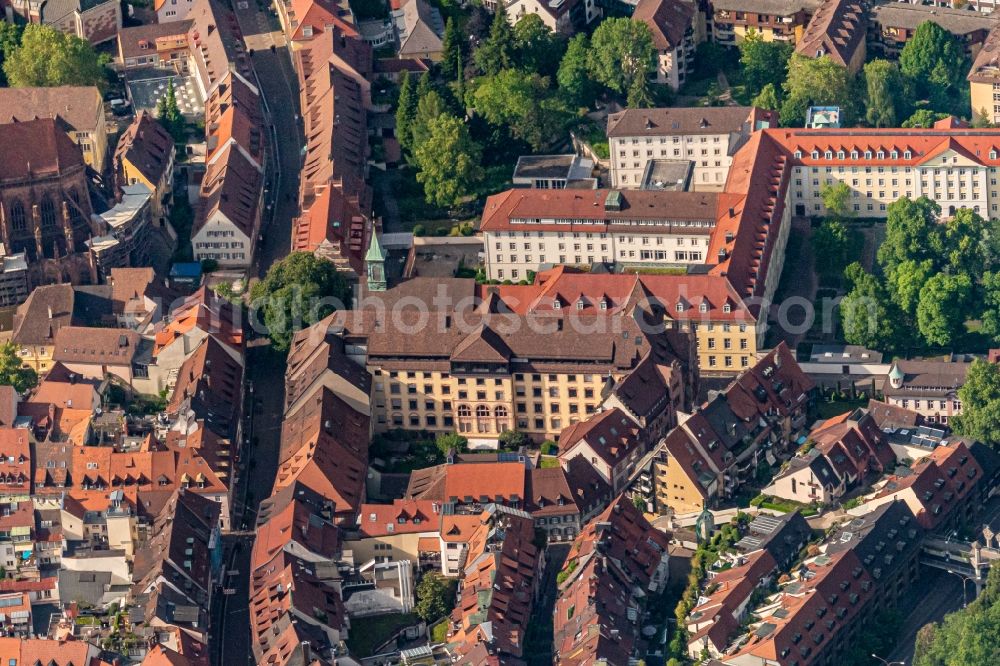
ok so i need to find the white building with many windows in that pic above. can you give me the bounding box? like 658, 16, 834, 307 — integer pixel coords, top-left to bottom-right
607, 106, 777, 190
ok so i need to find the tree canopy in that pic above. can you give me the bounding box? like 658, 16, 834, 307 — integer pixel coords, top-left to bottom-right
951, 359, 1000, 447
474, 11, 515, 76
739, 29, 793, 101
4, 24, 106, 89
916, 273, 974, 347
902, 109, 949, 128
470, 69, 570, 151
913, 559, 1000, 665
513, 14, 564, 79
781, 54, 854, 127
899, 20, 969, 116
415, 573, 456, 623
414, 113, 483, 207
588, 17, 655, 108
0, 342, 37, 394
839, 264, 900, 350
557, 34, 596, 107
249, 253, 351, 351
864, 59, 911, 128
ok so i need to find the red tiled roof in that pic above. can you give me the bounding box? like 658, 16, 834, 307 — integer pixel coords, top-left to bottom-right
356, 499, 442, 537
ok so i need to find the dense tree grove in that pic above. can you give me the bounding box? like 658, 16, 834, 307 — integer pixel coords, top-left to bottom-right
837, 197, 1000, 351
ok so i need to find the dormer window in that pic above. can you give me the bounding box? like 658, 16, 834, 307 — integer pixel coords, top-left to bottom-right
811, 150, 819, 159
824, 150, 832, 159
876, 150, 885, 159
794, 150, 803, 159
576, 299, 584, 310
864, 150, 872, 159
890, 150, 898, 159
723, 303, 732, 313
837, 150, 845, 159
553, 299, 561, 309
904, 150, 912, 159
599, 299, 608, 310
851, 150, 858, 159
676, 302, 685, 312
699, 302, 708, 313
991, 150, 998, 160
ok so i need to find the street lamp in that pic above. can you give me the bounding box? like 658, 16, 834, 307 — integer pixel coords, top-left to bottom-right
871, 654, 905, 666
947, 569, 974, 608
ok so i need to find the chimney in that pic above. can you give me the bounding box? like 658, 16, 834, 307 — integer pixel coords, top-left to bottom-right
728, 207, 736, 218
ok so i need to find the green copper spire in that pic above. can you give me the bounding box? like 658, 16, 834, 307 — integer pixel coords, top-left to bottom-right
365, 232, 386, 291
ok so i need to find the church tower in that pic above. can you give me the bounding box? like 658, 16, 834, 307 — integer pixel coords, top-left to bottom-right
365, 232, 386, 292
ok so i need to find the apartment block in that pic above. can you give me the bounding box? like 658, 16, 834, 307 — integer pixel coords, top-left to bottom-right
307, 276, 697, 442
653, 343, 815, 515
607, 106, 774, 189
870, 2, 994, 59
710, 0, 820, 46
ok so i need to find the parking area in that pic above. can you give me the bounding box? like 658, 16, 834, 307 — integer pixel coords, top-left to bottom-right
125, 69, 204, 117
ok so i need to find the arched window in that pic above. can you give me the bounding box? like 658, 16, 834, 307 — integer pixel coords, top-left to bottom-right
457, 404, 471, 417
494, 406, 508, 417
69, 190, 83, 222
476, 404, 491, 433
40, 197, 56, 227
9, 201, 25, 232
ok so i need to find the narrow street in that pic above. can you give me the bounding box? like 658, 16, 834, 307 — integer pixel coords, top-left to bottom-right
211, 2, 303, 664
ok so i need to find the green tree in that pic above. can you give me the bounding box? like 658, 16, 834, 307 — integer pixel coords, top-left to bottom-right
157, 79, 185, 143
4, 24, 106, 89
820, 181, 853, 220
864, 59, 911, 127
0, 21, 23, 87
498, 430, 530, 451
395, 70, 418, 152
951, 360, 1000, 447
410, 90, 449, 149
0, 342, 37, 394
514, 14, 564, 78
981, 272, 1000, 344
812, 219, 853, 279
435, 432, 468, 457
902, 109, 949, 128
471, 69, 571, 151
739, 29, 793, 100
474, 11, 515, 76
248, 253, 351, 351
441, 17, 461, 82
751, 83, 780, 112
414, 113, 483, 207
781, 54, 854, 127
942, 208, 1000, 278
414, 573, 455, 622
588, 18, 655, 107
886, 258, 934, 319
913, 552, 1000, 665
557, 34, 595, 107
973, 108, 995, 128
839, 265, 900, 350
878, 196, 945, 274
916, 272, 973, 347
900, 21, 968, 115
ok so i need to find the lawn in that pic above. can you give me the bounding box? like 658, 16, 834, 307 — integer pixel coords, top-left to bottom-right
430, 618, 449, 643
345, 612, 419, 658
751, 494, 819, 517
814, 397, 868, 420
539, 456, 561, 469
